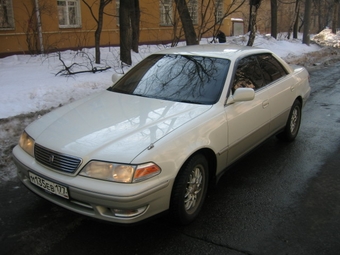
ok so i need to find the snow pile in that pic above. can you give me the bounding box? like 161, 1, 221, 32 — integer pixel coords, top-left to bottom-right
312, 29, 340, 48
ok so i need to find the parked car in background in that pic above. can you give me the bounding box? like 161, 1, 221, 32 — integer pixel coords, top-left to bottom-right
13, 44, 310, 225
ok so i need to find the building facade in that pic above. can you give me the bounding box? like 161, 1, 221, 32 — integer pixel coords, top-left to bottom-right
0, 0, 232, 57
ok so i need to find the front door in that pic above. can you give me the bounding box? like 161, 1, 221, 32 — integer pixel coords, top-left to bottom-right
225, 55, 271, 165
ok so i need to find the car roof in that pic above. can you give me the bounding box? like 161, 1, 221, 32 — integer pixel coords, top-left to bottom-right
154, 44, 273, 61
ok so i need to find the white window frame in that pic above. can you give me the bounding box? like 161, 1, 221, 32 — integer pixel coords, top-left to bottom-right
115, 0, 119, 26
160, 0, 173, 26
187, 0, 198, 25
0, 0, 14, 30
215, 0, 224, 24
57, 0, 81, 28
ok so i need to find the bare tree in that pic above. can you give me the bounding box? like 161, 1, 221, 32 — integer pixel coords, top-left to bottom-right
56, 51, 111, 76
285, 0, 300, 40
22, 2, 39, 54
293, 0, 300, 38
302, 0, 312, 45
119, 0, 140, 65
174, 0, 198, 45
82, 0, 112, 64
168, 0, 246, 46
271, 0, 277, 39
131, 0, 140, 53
198, 0, 246, 42
332, 0, 339, 34
16, 0, 54, 54
247, 0, 262, 46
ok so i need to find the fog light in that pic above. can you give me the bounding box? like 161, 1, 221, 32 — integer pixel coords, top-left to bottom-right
111, 206, 148, 218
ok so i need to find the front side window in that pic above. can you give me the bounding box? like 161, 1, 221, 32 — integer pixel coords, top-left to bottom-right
109, 54, 230, 105
257, 54, 288, 85
188, 0, 198, 25
233, 56, 264, 93
57, 0, 81, 28
0, 0, 14, 29
160, 0, 173, 26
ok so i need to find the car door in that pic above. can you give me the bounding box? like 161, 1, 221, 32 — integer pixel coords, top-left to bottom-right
225, 55, 271, 165
257, 54, 294, 134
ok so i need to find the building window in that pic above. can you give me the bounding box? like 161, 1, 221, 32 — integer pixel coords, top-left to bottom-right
160, 0, 173, 26
0, 0, 14, 29
115, 0, 119, 26
215, 0, 223, 24
187, 0, 198, 25
57, 0, 81, 28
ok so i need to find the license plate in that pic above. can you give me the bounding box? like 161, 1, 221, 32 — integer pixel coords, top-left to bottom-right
29, 172, 69, 199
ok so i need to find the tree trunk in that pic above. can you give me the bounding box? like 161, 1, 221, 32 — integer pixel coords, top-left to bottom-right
131, 0, 140, 53
247, 0, 261, 46
94, 1, 106, 64
120, 0, 132, 65
270, 0, 277, 39
174, 0, 198, 45
293, 7, 299, 39
318, 0, 322, 32
248, 2, 252, 32
288, 0, 300, 40
302, 0, 312, 45
82, 0, 112, 64
332, 0, 339, 34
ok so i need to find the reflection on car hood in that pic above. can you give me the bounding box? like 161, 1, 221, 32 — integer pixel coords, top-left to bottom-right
27, 91, 211, 163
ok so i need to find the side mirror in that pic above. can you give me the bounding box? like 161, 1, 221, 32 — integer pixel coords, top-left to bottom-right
227, 88, 255, 104
112, 73, 123, 84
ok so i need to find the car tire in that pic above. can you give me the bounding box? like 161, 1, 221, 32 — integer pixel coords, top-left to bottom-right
277, 100, 302, 142
170, 154, 209, 225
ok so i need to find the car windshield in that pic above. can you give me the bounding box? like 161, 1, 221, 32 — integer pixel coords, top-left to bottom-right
108, 54, 230, 105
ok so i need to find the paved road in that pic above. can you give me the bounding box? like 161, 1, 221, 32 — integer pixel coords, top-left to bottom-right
1, 62, 340, 255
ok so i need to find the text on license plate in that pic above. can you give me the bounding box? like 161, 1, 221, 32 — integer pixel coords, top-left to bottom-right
29, 172, 69, 199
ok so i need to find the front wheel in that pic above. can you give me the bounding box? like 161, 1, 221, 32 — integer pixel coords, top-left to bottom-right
277, 100, 302, 142
170, 154, 209, 225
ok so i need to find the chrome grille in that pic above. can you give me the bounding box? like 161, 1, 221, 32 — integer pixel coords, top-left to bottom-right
34, 144, 82, 173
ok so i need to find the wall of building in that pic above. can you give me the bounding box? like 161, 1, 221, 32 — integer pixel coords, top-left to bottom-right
0, 0, 231, 57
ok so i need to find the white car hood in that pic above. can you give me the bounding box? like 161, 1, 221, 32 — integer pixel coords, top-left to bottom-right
27, 91, 211, 163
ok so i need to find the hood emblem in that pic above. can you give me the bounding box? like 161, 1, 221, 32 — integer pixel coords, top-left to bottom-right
147, 143, 154, 150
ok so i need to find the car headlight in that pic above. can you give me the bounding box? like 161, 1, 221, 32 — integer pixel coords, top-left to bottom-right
79, 161, 161, 183
19, 131, 35, 157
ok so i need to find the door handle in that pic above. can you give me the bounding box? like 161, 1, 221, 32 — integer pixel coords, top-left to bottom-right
262, 100, 269, 109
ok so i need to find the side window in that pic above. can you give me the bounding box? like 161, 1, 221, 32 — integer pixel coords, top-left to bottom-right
187, 0, 198, 25
0, 0, 14, 30
160, 0, 173, 26
232, 56, 264, 93
257, 54, 288, 85
57, 0, 81, 28
115, 0, 119, 26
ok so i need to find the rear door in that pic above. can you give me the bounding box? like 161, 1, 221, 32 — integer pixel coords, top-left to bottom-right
257, 54, 295, 134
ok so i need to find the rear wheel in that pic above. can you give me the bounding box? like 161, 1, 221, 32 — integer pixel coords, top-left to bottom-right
277, 100, 302, 142
170, 154, 209, 225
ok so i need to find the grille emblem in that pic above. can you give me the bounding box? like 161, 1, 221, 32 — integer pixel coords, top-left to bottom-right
49, 154, 55, 163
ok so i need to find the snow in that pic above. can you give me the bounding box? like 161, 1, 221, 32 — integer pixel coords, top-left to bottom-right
1, 31, 337, 120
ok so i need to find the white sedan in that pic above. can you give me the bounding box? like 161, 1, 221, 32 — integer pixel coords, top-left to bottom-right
13, 44, 310, 225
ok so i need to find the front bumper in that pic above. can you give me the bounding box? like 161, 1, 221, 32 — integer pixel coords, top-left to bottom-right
13, 146, 172, 224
